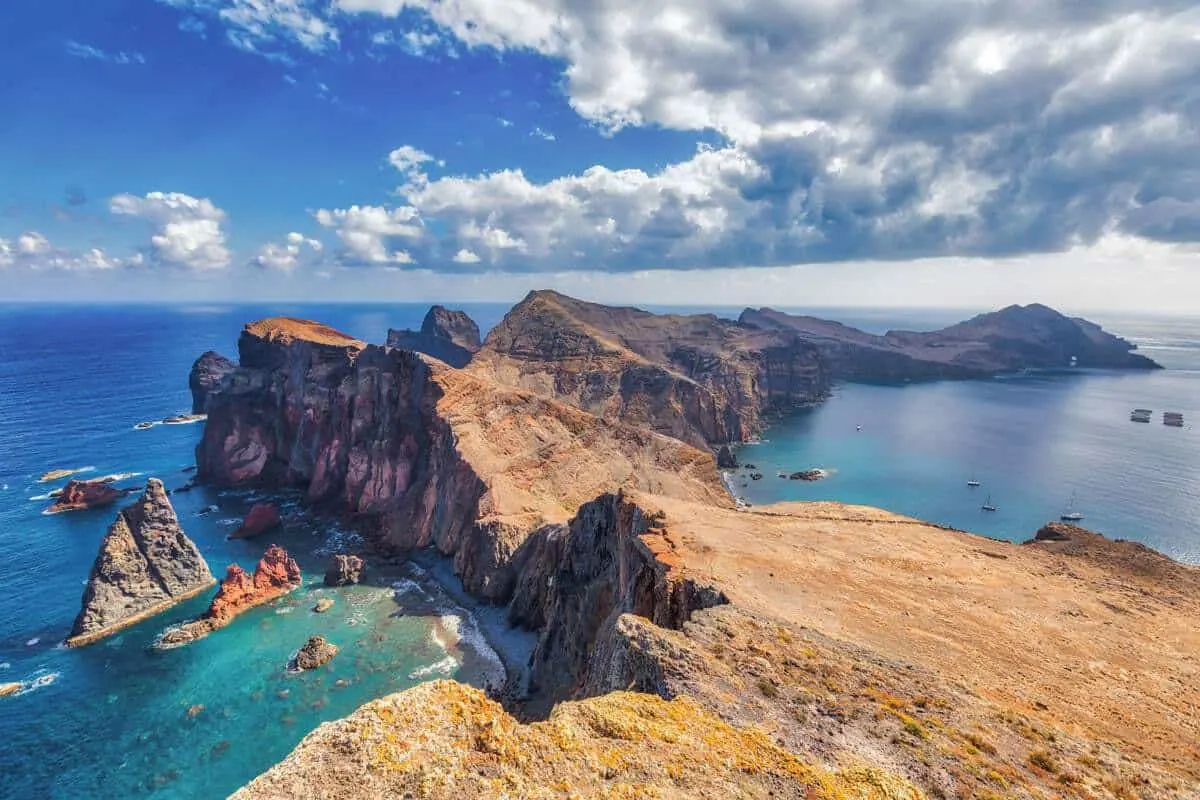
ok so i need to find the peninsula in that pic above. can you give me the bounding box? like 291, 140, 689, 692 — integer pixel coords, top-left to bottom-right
190, 297, 1191, 800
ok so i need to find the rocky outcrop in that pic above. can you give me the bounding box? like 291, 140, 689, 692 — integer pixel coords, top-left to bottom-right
469, 290, 829, 448
324, 554, 364, 586
292, 636, 338, 670
231, 681, 922, 800
716, 445, 738, 469
196, 315, 726, 601
740, 303, 1161, 382
189, 351, 236, 413
67, 479, 216, 647
232, 503, 281, 539
387, 305, 481, 368
508, 493, 727, 710
157, 545, 301, 647
44, 478, 124, 514
313, 597, 334, 613
0, 682, 22, 698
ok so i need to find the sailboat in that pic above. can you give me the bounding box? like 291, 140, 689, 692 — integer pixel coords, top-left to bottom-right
1060, 491, 1084, 522
967, 475, 981, 488
981, 493, 997, 512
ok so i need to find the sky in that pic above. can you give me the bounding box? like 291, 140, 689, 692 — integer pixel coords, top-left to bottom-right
2, 0, 1200, 310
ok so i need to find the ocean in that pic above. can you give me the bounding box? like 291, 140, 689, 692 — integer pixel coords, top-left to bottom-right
0, 302, 1196, 799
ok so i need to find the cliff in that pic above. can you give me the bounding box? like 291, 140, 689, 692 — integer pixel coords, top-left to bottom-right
158, 545, 301, 646
469, 290, 830, 447
386, 305, 481, 368
67, 478, 215, 647
196, 316, 726, 600
208, 311, 1199, 799
740, 303, 1161, 381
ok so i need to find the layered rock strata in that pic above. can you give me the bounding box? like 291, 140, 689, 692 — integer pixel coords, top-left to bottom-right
469, 290, 830, 447
386, 305, 481, 368
158, 545, 301, 646
67, 478, 215, 647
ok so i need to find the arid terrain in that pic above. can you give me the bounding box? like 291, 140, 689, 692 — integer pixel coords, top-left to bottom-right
209, 304, 1197, 800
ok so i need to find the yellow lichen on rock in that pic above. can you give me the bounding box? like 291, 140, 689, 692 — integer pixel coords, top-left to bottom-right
232, 680, 924, 800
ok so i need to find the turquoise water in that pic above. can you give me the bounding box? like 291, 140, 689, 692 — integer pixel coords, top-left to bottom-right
729, 311, 1200, 564
0, 304, 512, 800
1, 302, 1196, 799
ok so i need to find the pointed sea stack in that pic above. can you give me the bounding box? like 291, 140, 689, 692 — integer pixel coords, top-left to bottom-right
67, 478, 216, 647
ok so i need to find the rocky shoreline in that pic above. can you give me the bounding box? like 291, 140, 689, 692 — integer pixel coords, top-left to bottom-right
183, 298, 1197, 799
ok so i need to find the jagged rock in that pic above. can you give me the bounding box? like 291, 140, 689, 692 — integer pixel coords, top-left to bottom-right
45, 478, 124, 514
324, 554, 364, 587
312, 597, 334, 613
189, 351, 237, 414
0, 682, 22, 698
740, 303, 1160, 381
789, 469, 824, 481
386, 306, 481, 368
716, 445, 738, 469
292, 636, 338, 670
157, 545, 301, 647
66, 479, 216, 647
196, 315, 724, 602
470, 290, 830, 448
232, 503, 282, 539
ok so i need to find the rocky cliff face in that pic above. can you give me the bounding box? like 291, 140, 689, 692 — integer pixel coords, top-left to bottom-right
196, 316, 726, 602
67, 478, 215, 647
470, 290, 829, 448
740, 303, 1160, 382
386, 305, 481, 368
158, 545, 301, 646
189, 351, 236, 413
508, 493, 726, 710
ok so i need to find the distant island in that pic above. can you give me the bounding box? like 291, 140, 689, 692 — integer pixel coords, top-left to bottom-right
184, 294, 1192, 800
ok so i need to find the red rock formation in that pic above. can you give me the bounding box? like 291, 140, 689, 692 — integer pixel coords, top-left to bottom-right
44, 478, 124, 514
231, 503, 282, 539
157, 545, 301, 646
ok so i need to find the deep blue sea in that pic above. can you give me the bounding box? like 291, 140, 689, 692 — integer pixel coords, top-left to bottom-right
0, 302, 1196, 799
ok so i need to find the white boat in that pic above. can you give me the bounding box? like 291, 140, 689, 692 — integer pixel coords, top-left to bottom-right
1060, 491, 1084, 522
981, 494, 997, 512
967, 476, 981, 488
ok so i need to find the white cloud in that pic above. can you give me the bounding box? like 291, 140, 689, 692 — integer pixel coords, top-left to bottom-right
253, 232, 323, 271
17, 232, 50, 255
110, 191, 231, 270
314, 205, 421, 264
531, 127, 556, 142
451, 248, 481, 264
162, 0, 338, 57
65, 41, 146, 65
497, 117, 513, 128
388, 145, 441, 177
0, 239, 13, 267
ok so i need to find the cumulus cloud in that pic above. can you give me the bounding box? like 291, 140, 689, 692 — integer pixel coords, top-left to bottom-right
253, 232, 323, 271
451, 248, 481, 264
0, 232, 128, 271
110, 191, 231, 270
164, 0, 1200, 269
314, 205, 420, 264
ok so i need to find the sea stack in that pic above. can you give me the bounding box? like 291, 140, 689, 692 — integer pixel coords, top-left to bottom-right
67, 478, 216, 648
45, 478, 124, 514
157, 545, 302, 647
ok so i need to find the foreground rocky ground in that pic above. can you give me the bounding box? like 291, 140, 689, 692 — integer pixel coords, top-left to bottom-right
201, 305, 1195, 800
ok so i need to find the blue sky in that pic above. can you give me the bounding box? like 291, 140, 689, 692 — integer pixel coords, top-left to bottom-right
3, 0, 1200, 309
